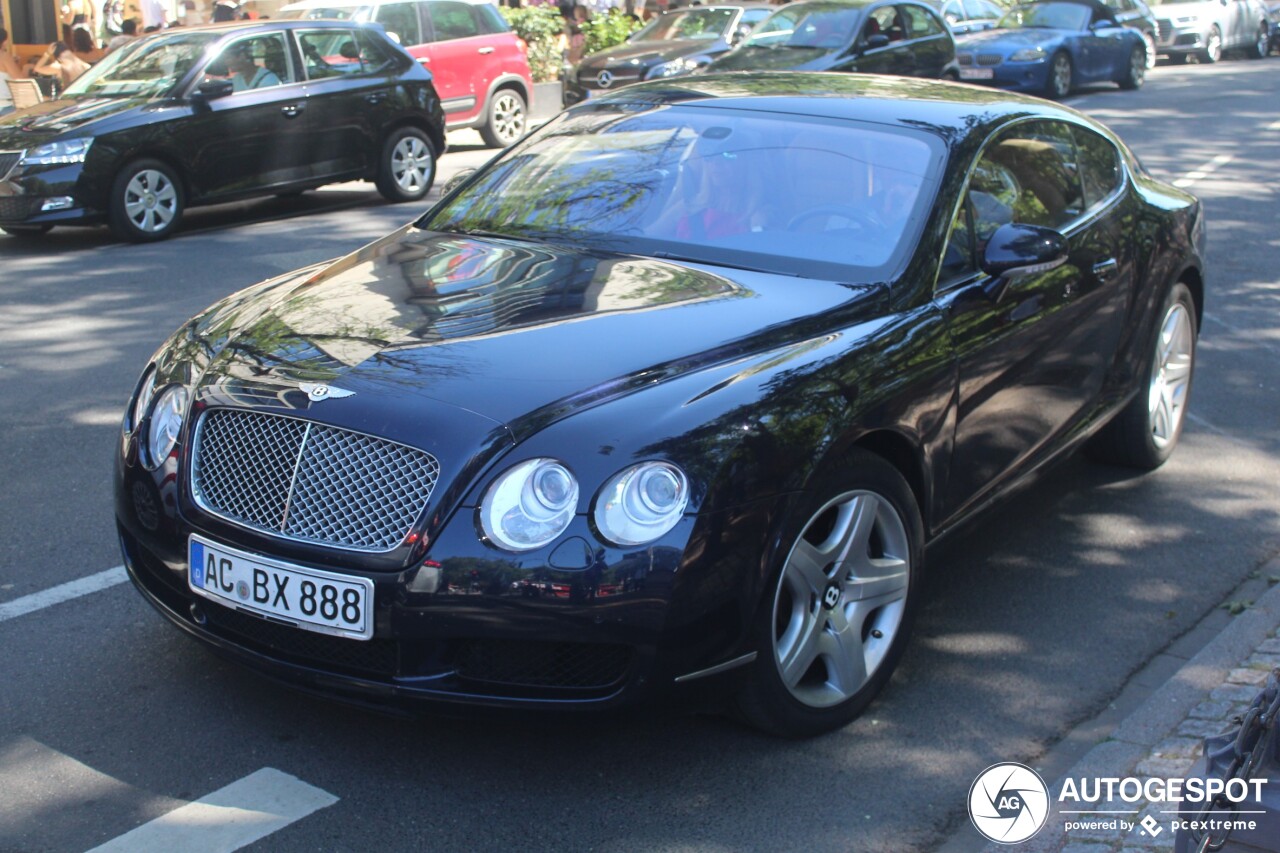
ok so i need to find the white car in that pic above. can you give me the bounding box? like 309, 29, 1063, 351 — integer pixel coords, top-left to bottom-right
1150, 0, 1270, 62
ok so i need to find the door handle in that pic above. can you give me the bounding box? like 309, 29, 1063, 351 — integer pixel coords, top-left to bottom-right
1092, 258, 1119, 281
280, 103, 306, 118
365, 92, 386, 104
478, 46, 495, 54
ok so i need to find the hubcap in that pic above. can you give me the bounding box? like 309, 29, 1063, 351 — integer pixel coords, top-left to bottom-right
1053, 57, 1071, 96
391, 136, 431, 193
1148, 302, 1194, 448
491, 93, 525, 145
1207, 31, 1222, 61
772, 490, 910, 709
1131, 48, 1145, 83
124, 169, 178, 233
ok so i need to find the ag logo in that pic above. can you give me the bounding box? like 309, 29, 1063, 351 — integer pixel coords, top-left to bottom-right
968, 762, 1049, 844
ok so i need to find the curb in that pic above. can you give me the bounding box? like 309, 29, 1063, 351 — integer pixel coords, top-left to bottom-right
937, 557, 1280, 853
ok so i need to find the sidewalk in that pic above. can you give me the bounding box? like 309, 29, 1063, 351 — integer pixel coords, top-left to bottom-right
937, 557, 1280, 853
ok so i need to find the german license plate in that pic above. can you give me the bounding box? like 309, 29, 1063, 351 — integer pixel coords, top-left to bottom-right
959, 68, 995, 80
189, 535, 373, 641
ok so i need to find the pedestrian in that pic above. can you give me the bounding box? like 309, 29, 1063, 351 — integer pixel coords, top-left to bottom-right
140, 0, 168, 30
103, 0, 125, 38
60, 0, 100, 45
0, 28, 25, 117
107, 18, 139, 51
71, 25, 107, 62
32, 41, 93, 92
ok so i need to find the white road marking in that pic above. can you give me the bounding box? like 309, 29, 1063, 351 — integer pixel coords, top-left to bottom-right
1173, 154, 1233, 188
85, 767, 338, 853
0, 566, 127, 624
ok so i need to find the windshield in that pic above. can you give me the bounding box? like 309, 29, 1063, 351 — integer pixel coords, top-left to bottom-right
64, 31, 219, 97
634, 8, 737, 40
998, 2, 1091, 28
421, 103, 943, 280
744, 5, 862, 49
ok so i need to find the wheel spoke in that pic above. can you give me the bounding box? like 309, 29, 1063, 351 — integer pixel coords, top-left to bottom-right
817, 617, 868, 698
845, 556, 909, 604
787, 538, 832, 592
778, 608, 823, 688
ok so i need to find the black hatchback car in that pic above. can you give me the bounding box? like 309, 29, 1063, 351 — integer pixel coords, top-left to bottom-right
705, 0, 959, 79
0, 20, 446, 242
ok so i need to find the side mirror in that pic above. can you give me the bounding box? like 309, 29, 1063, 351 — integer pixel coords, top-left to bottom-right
731, 24, 752, 44
981, 222, 1069, 299
863, 33, 891, 50
442, 168, 477, 196
192, 78, 235, 104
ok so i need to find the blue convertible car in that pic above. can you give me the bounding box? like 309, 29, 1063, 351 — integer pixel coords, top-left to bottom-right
955, 0, 1147, 98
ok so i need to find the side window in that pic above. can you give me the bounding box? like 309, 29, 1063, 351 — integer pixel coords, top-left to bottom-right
1072, 125, 1122, 211
429, 1, 481, 41
297, 29, 363, 78
864, 7, 899, 41
374, 3, 422, 46
204, 33, 293, 92
970, 0, 1004, 18
902, 5, 945, 37
355, 28, 400, 69
475, 3, 512, 35
741, 8, 772, 27
972, 121, 1084, 232
940, 197, 978, 283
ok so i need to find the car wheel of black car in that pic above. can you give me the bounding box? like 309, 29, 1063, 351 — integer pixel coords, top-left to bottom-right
1200, 26, 1222, 63
1087, 282, 1197, 469
480, 88, 527, 149
109, 159, 184, 243
1142, 32, 1158, 69
1119, 45, 1146, 89
2, 225, 54, 237
375, 128, 436, 203
1248, 25, 1268, 58
1046, 51, 1073, 99
734, 449, 922, 738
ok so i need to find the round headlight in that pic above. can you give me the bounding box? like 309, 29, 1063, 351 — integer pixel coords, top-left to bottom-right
130, 366, 157, 433
593, 462, 689, 546
480, 459, 579, 552
145, 385, 189, 469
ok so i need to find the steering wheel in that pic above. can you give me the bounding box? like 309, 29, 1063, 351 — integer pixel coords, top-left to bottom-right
787, 204, 884, 233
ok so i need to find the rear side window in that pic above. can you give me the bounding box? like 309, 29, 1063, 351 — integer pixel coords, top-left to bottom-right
475, 3, 512, 34
375, 2, 422, 45
902, 4, 945, 37
429, 1, 481, 40
1072, 125, 1122, 211
971, 120, 1084, 234
297, 28, 365, 77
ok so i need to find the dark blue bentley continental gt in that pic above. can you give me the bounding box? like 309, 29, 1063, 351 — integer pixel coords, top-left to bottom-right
955, 0, 1148, 98
116, 73, 1204, 737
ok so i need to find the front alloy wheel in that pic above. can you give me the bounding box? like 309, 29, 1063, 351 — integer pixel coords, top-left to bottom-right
1201, 27, 1222, 63
1047, 52, 1072, 99
374, 128, 436, 203
480, 89, 527, 149
1119, 45, 1146, 89
109, 159, 184, 242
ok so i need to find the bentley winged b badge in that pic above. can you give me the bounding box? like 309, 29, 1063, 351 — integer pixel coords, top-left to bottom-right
299, 383, 356, 403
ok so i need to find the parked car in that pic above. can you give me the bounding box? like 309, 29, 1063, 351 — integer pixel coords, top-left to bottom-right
1101, 0, 1161, 66
1148, 0, 1270, 62
0, 21, 445, 241
705, 0, 959, 79
116, 72, 1204, 736
921, 0, 1005, 34
954, 0, 1148, 98
1269, 0, 1280, 52
279, 0, 534, 146
563, 4, 773, 107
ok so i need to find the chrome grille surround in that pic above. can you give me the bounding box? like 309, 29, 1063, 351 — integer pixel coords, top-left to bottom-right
191, 409, 440, 552
0, 151, 23, 181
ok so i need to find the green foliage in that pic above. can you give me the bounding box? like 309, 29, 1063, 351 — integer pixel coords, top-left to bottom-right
499, 5, 566, 83
581, 13, 643, 57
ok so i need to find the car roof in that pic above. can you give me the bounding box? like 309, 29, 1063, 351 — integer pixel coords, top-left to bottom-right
182, 17, 385, 31
591, 72, 1092, 135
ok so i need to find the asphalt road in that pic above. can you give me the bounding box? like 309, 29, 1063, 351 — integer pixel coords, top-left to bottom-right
2, 61, 1278, 853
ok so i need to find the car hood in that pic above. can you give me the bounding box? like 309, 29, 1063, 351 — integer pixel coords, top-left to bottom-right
190, 225, 874, 442
704, 44, 837, 72
955, 27, 1070, 51
0, 96, 157, 148
579, 39, 724, 72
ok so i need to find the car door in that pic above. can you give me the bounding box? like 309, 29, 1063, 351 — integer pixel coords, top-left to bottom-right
176, 31, 310, 200
295, 26, 397, 179
899, 2, 953, 76
1081, 7, 1128, 81
838, 5, 916, 74
934, 120, 1134, 519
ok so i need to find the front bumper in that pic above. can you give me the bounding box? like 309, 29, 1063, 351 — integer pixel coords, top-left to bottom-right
0, 159, 103, 227
958, 62, 1051, 94
1155, 23, 1210, 54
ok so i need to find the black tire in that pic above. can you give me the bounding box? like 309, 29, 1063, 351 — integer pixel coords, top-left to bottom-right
2, 224, 53, 237
374, 127, 436, 203
1086, 282, 1198, 470
1119, 45, 1146, 90
1247, 25, 1268, 59
733, 449, 923, 738
1199, 26, 1222, 63
108, 158, 184, 243
1045, 51, 1073, 99
479, 87, 527, 149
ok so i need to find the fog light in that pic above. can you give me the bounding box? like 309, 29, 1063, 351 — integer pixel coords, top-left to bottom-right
41, 197, 74, 211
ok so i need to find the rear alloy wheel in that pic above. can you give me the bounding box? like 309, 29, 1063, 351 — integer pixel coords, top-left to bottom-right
1119, 45, 1146, 89
1248, 25, 1268, 58
109, 159, 184, 242
1142, 31, 1158, 69
2, 224, 53, 237
479, 88, 527, 149
1200, 26, 1222, 63
1046, 51, 1073, 99
734, 450, 921, 737
1086, 283, 1197, 469
374, 128, 436, 203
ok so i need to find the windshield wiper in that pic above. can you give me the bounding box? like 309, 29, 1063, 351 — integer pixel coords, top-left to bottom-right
652, 250, 798, 277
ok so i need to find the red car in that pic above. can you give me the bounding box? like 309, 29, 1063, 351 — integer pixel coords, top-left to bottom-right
281, 0, 534, 146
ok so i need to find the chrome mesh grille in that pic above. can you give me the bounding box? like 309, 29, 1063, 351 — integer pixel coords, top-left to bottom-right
192, 409, 439, 552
